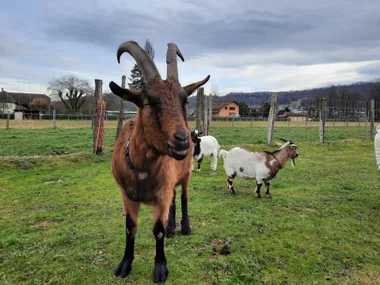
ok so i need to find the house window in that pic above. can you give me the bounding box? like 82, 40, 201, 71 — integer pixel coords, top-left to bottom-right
229, 106, 235, 110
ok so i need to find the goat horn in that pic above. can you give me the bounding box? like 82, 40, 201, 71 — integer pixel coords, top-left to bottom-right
279, 138, 288, 142
166, 43, 184, 81
117, 41, 161, 84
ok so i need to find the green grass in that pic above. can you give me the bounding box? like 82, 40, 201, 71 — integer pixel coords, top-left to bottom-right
0, 124, 369, 156
1, 130, 380, 284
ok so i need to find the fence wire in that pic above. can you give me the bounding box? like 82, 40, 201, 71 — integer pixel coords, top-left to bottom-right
0, 99, 379, 157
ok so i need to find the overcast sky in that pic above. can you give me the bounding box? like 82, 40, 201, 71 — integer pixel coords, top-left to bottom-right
1, 0, 379, 95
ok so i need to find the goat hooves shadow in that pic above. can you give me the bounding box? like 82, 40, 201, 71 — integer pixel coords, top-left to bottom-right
153, 261, 168, 283
115, 258, 133, 278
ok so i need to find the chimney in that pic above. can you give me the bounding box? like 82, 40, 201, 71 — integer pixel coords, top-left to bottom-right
1, 88, 3, 92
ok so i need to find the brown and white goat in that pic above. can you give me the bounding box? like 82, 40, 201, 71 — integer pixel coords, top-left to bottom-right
109, 41, 209, 283
219, 139, 299, 198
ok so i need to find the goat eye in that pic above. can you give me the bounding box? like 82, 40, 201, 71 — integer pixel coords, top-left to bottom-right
144, 104, 151, 108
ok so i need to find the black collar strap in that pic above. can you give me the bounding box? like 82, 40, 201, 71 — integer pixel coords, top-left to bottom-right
126, 137, 150, 173
271, 153, 283, 169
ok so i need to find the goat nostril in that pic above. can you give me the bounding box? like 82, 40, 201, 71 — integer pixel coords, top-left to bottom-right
174, 131, 188, 142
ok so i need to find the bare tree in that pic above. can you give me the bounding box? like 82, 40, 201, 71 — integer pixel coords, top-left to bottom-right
210, 84, 219, 97
48, 76, 93, 112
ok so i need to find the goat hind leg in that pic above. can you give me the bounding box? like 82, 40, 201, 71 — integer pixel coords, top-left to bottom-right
227, 174, 236, 194
264, 181, 271, 198
211, 151, 218, 170
254, 183, 262, 198
115, 198, 140, 278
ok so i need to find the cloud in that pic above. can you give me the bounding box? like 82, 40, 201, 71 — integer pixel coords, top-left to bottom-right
0, 0, 379, 95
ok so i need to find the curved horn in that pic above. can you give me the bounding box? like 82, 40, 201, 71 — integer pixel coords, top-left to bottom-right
166, 43, 184, 81
279, 138, 288, 142
117, 41, 161, 84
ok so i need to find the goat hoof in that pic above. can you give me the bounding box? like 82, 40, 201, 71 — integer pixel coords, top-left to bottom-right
115, 258, 133, 278
165, 230, 176, 238
153, 261, 169, 283
254, 193, 261, 198
265, 194, 271, 199
181, 221, 191, 235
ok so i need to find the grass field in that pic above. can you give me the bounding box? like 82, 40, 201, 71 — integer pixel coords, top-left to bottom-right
1, 128, 380, 284
0, 120, 372, 156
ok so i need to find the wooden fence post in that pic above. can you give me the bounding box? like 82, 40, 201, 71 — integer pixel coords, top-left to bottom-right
93, 79, 104, 154
116, 75, 126, 140
370, 99, 375, 139
53, 110, 56, 129
6, 111, 10, 129
320, 98, 327, 143
206, 95, 212, 135
266, 93, 277, 145
195, 88, 205, 133
203, 94, 209, 135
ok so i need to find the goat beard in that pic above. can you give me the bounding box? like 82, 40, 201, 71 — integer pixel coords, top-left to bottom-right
291, 158, 295, 168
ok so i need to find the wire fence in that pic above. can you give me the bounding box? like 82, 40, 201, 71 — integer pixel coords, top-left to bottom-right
0, 99, 379, 157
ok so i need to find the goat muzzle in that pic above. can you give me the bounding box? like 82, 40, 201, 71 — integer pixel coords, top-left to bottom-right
168, 130, 189, 160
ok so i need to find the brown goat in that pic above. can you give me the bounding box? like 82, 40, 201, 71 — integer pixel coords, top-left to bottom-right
109, 41, 209, 283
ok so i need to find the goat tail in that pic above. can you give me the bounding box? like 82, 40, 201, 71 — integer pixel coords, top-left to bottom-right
218, 149, 228, 159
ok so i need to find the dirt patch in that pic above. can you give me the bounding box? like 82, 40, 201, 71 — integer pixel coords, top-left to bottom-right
19, 162, 34, 170
35, 220, 54, 227
210, 237, 233, 257
268, 209, 282, 213
49, 150, 69, 156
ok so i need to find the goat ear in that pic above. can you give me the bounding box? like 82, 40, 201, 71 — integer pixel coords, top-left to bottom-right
183, 75, 211, 96
109, 81, 143, 107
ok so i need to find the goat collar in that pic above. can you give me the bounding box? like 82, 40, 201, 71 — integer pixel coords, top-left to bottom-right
125, 137, 150, 173
271, 153, 283, 169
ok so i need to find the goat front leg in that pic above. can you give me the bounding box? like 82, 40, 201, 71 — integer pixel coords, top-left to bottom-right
166, 189, 176, 238
152, 196, 172, 283
181, 177, 191, 235
264, 181, 271, 199
196, 155, 203, 172
115, 198, 140, 278
254, 182, 262, 198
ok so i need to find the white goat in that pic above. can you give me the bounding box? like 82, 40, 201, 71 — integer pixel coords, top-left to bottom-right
191, 130, 220, 172
219, 139, 299, 198
375, 125, 380, 170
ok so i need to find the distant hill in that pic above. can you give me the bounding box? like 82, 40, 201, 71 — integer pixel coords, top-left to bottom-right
189, 81, 375, 108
